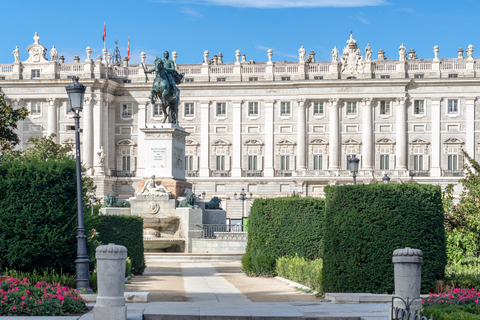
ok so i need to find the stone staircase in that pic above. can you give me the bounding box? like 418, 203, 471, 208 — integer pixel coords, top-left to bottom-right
144, 252, 243, 264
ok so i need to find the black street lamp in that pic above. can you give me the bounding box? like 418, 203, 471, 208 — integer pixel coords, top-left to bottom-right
90, 196, 96, 215
382, 173, 391, 184
348, 154, 360, 185
65, 77, 92, 293
234, 188, 253, 220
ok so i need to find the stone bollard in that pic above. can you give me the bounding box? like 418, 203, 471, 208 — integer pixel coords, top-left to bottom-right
392, 247, 423, 313
94, 243, 128, 320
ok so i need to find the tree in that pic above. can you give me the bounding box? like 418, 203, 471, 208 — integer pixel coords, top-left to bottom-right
0, 93, 28, 152
443, 150, 480, 264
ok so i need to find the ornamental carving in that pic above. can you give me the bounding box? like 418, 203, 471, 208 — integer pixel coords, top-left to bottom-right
340, 34, 365, 75
25, 32, 48, 63
145, 133, 172, 139
116, 139, 136, 146
174, 148, 183, 169
148, 201, 160, 214
310, 139, 328, 145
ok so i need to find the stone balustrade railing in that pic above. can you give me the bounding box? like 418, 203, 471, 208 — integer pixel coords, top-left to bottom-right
0, 58, 479, 82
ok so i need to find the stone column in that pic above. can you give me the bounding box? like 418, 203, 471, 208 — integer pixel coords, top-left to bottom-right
199, 101, 210, 177
431, 99, 442, 176
13, 99, 24, 148
232, 101, 243, 177
395, 97, 407, 171
94, 243, 127, 320
466, 98, 476, 157
264, 101, 275, 177
297, 99, 307, 172
47, 98, 57, 142
362, 98, 373, 170
137, 102, 147, 177
392, 247, 423, 313
328, 98, 340, 170
93, 99, 104, 175
83, 97, 94, 174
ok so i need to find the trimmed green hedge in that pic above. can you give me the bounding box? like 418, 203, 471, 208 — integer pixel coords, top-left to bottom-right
0, 158, 79, 274
95, 215, 146, 275
242, 197, 325, 276
323, 183, 447, 294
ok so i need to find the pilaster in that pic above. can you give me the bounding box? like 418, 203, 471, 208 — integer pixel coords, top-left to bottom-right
296, 99, 307, 172
83, 97, 94, 174
47, 98, 57, 142
264, 101, 275, 177
232, 101, 242, 177
199, 101, 210, 177
395, 97, 408, 171
328, 98, 340, 170
362, 98, 373, 170
466, 98, 476, 157
137, 102, 147, 177
430, 98, 442, 176
93, 98, 104, 176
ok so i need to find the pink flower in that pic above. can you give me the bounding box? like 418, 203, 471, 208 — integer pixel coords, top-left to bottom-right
21, 301, 25, 306
12, 306, 16, 309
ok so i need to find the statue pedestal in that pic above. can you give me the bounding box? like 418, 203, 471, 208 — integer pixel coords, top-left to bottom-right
141, 125, 189, 180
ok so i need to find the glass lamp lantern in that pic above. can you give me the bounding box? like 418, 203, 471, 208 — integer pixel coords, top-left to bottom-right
348, 154, 360, 174
65, 76, 86, 113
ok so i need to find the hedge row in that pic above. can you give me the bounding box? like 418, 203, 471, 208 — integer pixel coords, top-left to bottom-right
243, 183, 447, 293
242, 197, 325, 276
322, 183, 447, 294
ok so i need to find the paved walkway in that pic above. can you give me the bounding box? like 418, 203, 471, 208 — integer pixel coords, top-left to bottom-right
0, 261, 391, 319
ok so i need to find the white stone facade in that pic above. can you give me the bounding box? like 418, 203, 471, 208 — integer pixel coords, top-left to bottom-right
2, 33, 474, 219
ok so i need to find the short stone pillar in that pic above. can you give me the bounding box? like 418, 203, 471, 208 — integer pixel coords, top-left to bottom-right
392, 247, 423, 313
94, 243, 128, 320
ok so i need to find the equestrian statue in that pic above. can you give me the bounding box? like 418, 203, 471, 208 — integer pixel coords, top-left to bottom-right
143, 51, 183, 125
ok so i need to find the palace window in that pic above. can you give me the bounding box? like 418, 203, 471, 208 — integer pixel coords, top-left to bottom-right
414, 74, 424, 79
217, 78, 226, 82
153, 104, 162, 117
380, 100, 391, 115
314, 76, 323, 80
31, 101, 41, 115
31, 69, 40, 79
380, 75, 390, 79
313, 102, 324, 116
122, 104, 133, 117
281, 155, 290, 170
346, 101, 357, 115
216, 155, 225, 170
414, 100, 424, 115
414, 155, 423, 170
448, 155, 458, 171
216, 103, 226, 116
249, 77, 258, 81
281, 102, 291, 116
281, 77, 290, 81
313, 155, 322, 170
185, 103, 195, 116
122, 150, 131, 171
448, 99, 458, 114
248, 155, 258, 170
185, 78, 194, 82
380, 155, 390, 170
346, 155, 353, 171
248, 102, 258, 116
185, 155, 193, 171
448, 74, 458, 78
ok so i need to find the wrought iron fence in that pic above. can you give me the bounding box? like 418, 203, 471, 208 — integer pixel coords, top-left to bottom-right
210, 170, 231, 177
391, 297, 431, 320
242, 170, 263, 177
198, 224, 245, 239
409, 170, 430, 177
107, 169, 136, 177
443, 170, 464, 177
275, 170, 293, 177
185, 170, 198, 177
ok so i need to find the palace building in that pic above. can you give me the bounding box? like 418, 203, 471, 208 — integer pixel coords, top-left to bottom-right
1, 33, 475, 220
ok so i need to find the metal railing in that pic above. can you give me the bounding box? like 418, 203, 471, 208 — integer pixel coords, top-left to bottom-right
391, 297, 431, 320
108, 170, 136, 177
409, 170, 430, 177
242, 170, 263, 177
443, 170, 464, 177
198, 224, 246, 239
275, 170, 293, 177
210, 170, 231, 177
185, 170, 198, 177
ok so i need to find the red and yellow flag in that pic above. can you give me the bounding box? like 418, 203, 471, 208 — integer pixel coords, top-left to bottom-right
102, 22, 106, 42
127, 37, 130, 61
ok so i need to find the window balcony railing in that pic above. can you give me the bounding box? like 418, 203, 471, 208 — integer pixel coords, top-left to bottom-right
185, 170, 198, 177
275, 170, 293, 177
210, 170, 231, 177
443, 170, 464, 177
242, 170, 263, 177
409, 170, 430, 177
108, 170, 136, 177
305, 170, 329, 176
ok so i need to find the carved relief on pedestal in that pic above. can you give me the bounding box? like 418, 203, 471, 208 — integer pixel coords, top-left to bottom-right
25, 32, 48, 63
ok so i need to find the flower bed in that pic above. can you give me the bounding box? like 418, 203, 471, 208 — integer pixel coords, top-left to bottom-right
0, 277, 87, 316
421, 288, 480, 320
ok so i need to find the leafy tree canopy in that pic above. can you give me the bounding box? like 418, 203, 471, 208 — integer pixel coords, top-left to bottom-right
0, 92, 28, 152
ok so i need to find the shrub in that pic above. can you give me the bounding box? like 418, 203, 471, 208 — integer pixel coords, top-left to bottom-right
3, 269, 76, 289
421, 289, 480, 320
442, 257, 480, 291
323, 183, 447, 294
95, 215, 146, 275
0, 158, 79, 274
0, 278, 87, 316
275, 254, 324, 294
242, 197, 325, 276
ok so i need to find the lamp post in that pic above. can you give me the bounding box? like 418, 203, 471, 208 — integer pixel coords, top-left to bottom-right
348, 154, 360, 185
90, 196, 96, 215
234, 188, 253, 230
66, 77, 92, 293
382, 173, 391, 184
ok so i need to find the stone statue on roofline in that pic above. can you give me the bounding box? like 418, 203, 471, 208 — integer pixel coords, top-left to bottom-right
365, 44, 372, 61
331, 46, 339, 62
12, 46, 20, 63
399, 43, 407, 61
50, 46, 58, 62
298, 46, 306, 63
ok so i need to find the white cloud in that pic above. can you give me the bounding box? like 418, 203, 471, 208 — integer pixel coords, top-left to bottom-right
181, 7, 203, 17
356, 15, 370, 24
155, 0, 387, 8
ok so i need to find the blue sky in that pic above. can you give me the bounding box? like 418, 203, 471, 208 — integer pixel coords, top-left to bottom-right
2, 0, 479, 65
